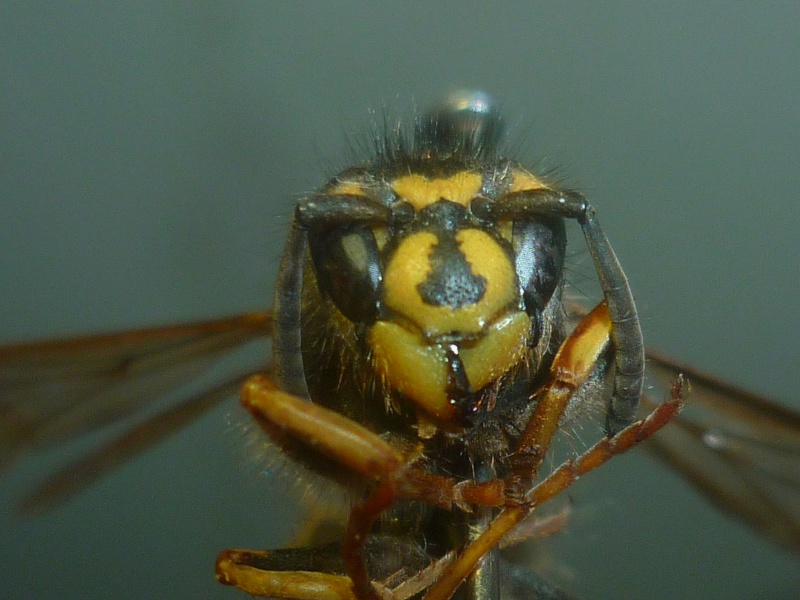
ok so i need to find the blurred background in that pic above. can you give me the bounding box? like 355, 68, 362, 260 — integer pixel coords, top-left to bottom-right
1, 3, 799, 599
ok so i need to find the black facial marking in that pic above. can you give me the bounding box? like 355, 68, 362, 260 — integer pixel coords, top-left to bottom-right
412, 200, 486, 309
417, 234, 486, 308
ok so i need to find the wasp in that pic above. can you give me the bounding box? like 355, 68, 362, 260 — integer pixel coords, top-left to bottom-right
1, 92, 798, 600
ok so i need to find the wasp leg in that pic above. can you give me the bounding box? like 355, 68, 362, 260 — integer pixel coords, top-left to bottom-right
228, 374, 490, 600
515, 301, 615, 471
233, 375, 410, 600
216, 549, 358, 600
217, 535, 433, 600
227, 375, 444, 600
423, 378, 687, 600
450, 301, 615, 504
417, 302, 683, 600
240, 375, 406, 481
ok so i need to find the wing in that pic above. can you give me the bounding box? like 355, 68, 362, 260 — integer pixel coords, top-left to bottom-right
644, 352, 800, 554
0, 312, 271, 511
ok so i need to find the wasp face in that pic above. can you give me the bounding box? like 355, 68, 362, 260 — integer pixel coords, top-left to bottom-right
294, 100, 567, 437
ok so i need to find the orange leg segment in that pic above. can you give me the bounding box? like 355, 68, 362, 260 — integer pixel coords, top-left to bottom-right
422, 376, 687, 600
216, 550, 358, 600
240, 376, 405, 481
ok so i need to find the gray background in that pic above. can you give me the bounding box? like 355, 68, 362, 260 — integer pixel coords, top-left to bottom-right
2, 2, 799, 599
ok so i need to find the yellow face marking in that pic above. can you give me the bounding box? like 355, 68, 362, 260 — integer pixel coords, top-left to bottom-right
392, 171, 483, 211
382, 229, 516, 338
368, 310, 532, 427
369, 321, 453, 422
508, 168, 548, 193
460, 311, 531, 391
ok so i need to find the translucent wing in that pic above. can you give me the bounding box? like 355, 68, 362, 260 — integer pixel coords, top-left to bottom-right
644, 353, 800, 554
0, 312, 271, 510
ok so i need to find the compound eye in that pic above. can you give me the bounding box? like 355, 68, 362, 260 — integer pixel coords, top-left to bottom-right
309, 225, 382, 324
512, 218, 566, 315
